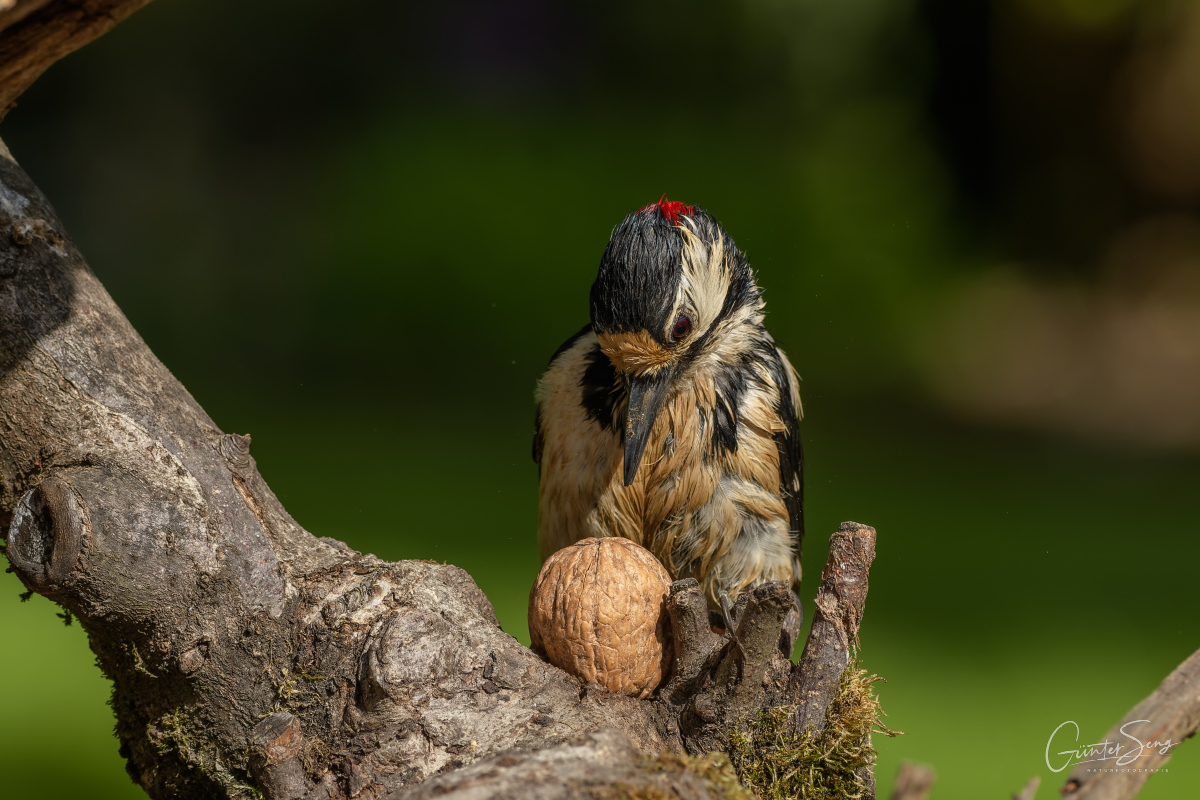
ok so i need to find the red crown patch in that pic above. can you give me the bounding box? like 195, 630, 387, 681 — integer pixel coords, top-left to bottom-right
641, 195, 694, 224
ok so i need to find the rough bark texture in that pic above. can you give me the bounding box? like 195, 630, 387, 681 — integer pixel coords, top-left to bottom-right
0, 143, 873, 799
790, 520, 876, 736
383, 728, 747, 800
0, 0, 156, 119
1059, 646, 1200, 800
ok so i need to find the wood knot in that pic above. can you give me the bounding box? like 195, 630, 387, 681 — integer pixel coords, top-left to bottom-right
6, 476, 89, 594
11, 218, 64, 249
693, 693, 719, 723
178, 640, 209, 675
219, 433, 252, 473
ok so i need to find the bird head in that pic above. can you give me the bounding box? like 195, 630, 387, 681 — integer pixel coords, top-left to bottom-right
590, 197, 762, 486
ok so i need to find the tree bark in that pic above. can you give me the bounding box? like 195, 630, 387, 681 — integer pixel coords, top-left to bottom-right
790, 520, 876, 736
1058, 646, 1200, 800
0, 143, 871, 799
0, 0, 157, 119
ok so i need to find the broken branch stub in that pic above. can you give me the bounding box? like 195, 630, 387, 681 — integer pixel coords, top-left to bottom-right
888, 761, 936, 800
675, 580, 797, 756
789, 521, 877, 735
1012, 775, 1040, 800
719, 581, 795, 719
248, 712, 308, 800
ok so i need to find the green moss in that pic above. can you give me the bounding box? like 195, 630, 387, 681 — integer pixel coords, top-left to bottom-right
729, 662, 901, 799
231, 783, 264, 799
153, 707, 198, 760
600, 750, 754, 800
603, 783, 672, 800
122, 641, 157, 678
275, 667, 301, 705
151, 706, 262, 796
646, 751, 754, 800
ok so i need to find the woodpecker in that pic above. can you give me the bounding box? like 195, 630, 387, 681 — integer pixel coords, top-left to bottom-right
533, 197, 804, 651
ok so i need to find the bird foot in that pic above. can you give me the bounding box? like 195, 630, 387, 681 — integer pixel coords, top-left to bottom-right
718, 590, 743, 656
712, 589, 802, 657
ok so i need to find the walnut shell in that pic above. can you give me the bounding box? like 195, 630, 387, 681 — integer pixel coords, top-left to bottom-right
528, 537, 673, 698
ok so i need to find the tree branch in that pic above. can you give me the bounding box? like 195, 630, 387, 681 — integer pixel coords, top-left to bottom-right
789, 521, 876, 734
0, 0, 156, 119
888, 762, 936, 800
1059, 646, 1200, 800
1013, 775, 1040, 800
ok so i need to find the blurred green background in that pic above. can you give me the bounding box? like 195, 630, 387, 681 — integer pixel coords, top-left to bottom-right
3, 0, 1200, 797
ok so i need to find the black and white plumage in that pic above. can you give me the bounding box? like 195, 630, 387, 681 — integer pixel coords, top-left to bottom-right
533, 198, 803, 645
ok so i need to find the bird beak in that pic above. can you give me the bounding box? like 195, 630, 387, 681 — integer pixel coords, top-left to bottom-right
623, 367, 675, 486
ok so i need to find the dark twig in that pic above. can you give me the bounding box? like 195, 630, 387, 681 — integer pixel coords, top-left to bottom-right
662, 579, 723, 703
717, 581, 793, 719
1013, 775, 1040, 800
789, 521, 877, 735
674, 580, 794, 755
888, 761, 936, 800
1060, 646, 1200, 800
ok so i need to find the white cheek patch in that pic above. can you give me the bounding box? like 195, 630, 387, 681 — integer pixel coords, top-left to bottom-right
678, 222, 729, 337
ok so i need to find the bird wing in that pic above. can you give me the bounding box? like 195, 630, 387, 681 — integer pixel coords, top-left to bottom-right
533, 324, 593, 471
769, 345, 804, 557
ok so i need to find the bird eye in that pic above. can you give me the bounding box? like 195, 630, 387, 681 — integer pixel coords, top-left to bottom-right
671, 316, 692, 341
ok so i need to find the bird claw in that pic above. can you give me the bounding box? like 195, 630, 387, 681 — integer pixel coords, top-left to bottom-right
718, 590, 745, 656
718, 590, 736, 633
712, 588, 801, 656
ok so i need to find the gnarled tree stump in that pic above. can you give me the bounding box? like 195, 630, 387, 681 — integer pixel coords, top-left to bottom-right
0, 141, 881, 799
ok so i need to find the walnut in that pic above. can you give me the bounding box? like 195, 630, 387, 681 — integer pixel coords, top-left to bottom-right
528, 537, 673, 699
